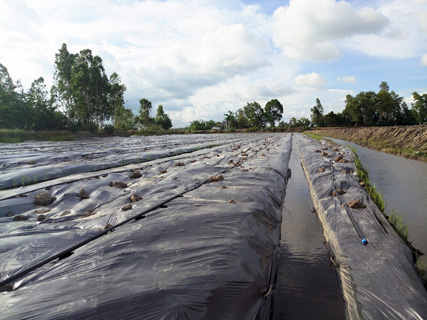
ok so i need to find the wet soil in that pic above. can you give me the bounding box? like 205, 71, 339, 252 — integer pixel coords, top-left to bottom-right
272, 138, 345, 319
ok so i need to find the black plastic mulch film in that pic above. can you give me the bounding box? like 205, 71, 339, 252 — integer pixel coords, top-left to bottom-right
296, 134, 427, 320
1, 133, 426, 319
0, 134, 291, 319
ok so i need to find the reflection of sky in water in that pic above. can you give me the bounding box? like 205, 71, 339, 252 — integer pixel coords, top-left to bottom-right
273, 139, 345, 319
331, 138, 427, 253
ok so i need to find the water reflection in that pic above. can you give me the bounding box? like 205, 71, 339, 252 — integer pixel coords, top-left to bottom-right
272, 138, 345, 319
330, 138, 427, 254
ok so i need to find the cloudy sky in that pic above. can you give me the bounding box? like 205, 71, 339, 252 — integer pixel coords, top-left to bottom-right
1, 0, 426, 127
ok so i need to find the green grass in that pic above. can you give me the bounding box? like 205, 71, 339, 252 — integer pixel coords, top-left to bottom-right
0, 129, 74, 143
388, 213, 409, 240
350, 145, 408, 239
303, 131, 335, 144
350, 145, 425, 279
303, 131, 324, 140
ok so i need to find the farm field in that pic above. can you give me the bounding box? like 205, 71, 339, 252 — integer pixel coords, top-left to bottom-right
1, 133, 426, 319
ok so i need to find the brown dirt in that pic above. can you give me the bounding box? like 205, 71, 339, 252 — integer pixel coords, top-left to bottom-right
310, 125, 427, 161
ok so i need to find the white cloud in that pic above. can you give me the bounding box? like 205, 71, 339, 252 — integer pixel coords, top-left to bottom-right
294, 73, 327, 89
421, 54, 427, 66
344, 0, 427, 59
337, 76, 357, 83
272, 0, 388, 61
0, 0, 426, 129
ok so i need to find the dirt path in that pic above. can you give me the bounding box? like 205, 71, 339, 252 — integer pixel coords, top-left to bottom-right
309, 125, 427, 161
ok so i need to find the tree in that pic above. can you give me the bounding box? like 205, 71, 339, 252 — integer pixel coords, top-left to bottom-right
224, 111, 236, 130
243, 101, 266, 128
27, 77, 66, 130
289, 117, 298, 128
52, 43, 125, 131
298, 117, 310, 129
235, 108, 249, 129
0, 63, 29, 129
310, 98, 325, 127
344, 94, 363, 127
264, 99, 283, 127
412, 91, 427, 124
138, 98, 153, 127
52, 43, 75, 124
155, 105, 172, 130
377, 82, 403, 125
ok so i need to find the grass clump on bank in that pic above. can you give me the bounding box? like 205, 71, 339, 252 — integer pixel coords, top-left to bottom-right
350, 146, 425, 283
350, 146, 406, 238
303, 131, 335, 144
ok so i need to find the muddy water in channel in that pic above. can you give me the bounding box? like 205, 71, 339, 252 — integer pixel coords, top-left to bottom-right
272, 138, 345, 319
330, 138, 427, 254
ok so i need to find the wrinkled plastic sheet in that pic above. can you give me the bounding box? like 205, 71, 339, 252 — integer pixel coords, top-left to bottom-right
296, 134, 427, 320
0, 133, 292, 319
0, 134, 252, 190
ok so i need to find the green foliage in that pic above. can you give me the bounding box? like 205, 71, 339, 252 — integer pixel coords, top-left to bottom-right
51, 43, 126, 131
155, 105, 172, 130
350, 146, 409, 242
138, 98, 153, 127
264, 99, 283, 127
310, 98, 325, 127
388, 213, 409, 240
342, 81, 417, 127
189, 119, 219, 131
412, 91, 427, 124
103, 124, 115, 134
0, 129, 74, 143
243, 101, 266, 128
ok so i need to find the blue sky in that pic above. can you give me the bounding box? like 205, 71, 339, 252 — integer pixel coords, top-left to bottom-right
0, 0, 426, 127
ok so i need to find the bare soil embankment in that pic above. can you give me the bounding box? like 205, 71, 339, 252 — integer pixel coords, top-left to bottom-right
310, 125, 427, 161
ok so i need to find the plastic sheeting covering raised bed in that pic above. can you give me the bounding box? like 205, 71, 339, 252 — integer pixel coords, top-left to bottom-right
296, 134, 427, 320
0, 134, 254, 191
0, 133, 292, 319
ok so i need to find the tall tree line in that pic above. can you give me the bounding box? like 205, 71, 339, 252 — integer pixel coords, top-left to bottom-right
0, 43, 174, 132
310, 81, 426, 127
51, 44, 126, 131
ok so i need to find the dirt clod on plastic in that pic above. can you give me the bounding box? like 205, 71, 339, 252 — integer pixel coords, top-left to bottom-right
210, 175, 224, 182
13, 215, 28, 221
110, 181, 128, 188
79, 188, 90, 199
335, 155, 344, 162
321, 151, 329, 157
34, 192, 56, 206
332, 188, 347, 196
37, 215, 46, 222
130, 170, 142, 179
229, 199, 236, 204
81, 209, 95, 218
347, 200, 366, 209
130, 194, 142, 202
35, 208, 50, 214
174, 162, 185, 167
121, 204, 133, 211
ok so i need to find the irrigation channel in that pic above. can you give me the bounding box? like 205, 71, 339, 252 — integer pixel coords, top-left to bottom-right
330, 138, 427, 254
271, 136, 345, 319
0, 133, 426, 319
